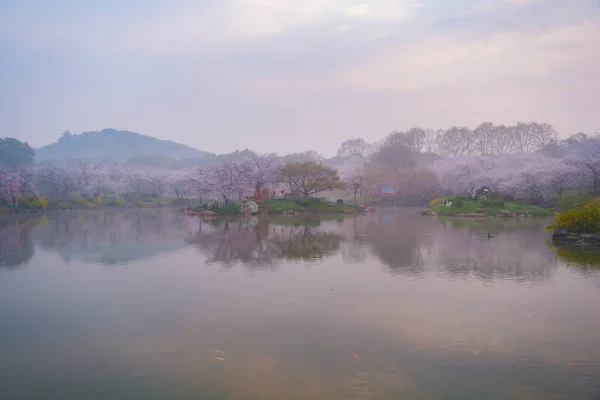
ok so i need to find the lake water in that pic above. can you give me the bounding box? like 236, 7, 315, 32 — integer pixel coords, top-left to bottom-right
1, 210, 600, 400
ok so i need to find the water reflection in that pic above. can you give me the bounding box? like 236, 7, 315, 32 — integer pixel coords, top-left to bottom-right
1, 210, 600, 400
0, 215, 39, 269
553, 244, 600, 270
0, 210, 590, 282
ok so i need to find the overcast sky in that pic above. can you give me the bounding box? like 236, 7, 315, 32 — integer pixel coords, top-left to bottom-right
1, 0, 598, 156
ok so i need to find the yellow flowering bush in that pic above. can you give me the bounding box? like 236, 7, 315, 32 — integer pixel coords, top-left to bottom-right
73, 195, 94, 208
548, 198, 600, 233
429, 197, 443, 208
18, 196, 48, 210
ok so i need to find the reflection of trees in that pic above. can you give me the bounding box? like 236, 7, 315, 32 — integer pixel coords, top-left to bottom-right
34, 210, 190, 265
189, 217, 282, 267
345, 212, 559, 283
274, 223, 342, 260
189, 218, 343, 266
356, 214, 434, 276
552, 245, 600, 271
430, 219, 558, 283
432, 230, 557, 283
0, 210, 574, 285
0, 216, 40, 269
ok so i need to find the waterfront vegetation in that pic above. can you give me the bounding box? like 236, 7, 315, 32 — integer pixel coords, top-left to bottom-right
429, 194, 552, 217
547, 195, 600, 234
190, 198, 358, 216
0, 195, 191, 213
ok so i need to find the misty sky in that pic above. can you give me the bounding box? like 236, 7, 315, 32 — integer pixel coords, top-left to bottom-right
1, 0, 599, 156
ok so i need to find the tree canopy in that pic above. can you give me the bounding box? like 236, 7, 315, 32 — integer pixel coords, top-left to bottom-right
0, 138, 35, 166
281, 161, 343, 197
370, 141, 416, 171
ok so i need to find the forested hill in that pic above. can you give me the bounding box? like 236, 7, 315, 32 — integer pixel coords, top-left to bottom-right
36, 129, 211, 162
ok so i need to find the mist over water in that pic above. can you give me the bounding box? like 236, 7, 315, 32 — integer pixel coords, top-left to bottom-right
1, 209, 599, 399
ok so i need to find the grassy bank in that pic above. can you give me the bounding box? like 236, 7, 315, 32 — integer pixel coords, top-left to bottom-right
192, 198, 359, 216
0, 195, 195, 213
431, 197, 551, 217
265, 199, 355, 214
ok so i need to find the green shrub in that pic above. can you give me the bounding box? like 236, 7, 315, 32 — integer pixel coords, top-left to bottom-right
451, 199, 464, 208
481, 199, 505, 208
268, 200, 298, 213
336, 199, 344, 205
295, 198, 315, 207
454, 195, 471, 202
218, 203, 239, 215
548, 198, 600, 233
557, 193, 593, 213
171, 198, 187, 205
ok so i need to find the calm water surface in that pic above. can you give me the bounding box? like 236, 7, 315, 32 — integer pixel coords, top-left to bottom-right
1, 210, 599, 400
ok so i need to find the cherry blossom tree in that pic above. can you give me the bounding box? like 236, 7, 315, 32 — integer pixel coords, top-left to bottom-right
69, 159, 100, 187
36, 163, 76, 198
567, 138, 600, 194
236, 152, 281, 193
0, 168, 20, 204
201, 160, 253, 203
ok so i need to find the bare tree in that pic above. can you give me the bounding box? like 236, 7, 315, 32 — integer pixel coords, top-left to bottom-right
437, 126, 471, 156
344, 170, 367, 208
337, 138, 374, 158
422, 129, 440, 153
490, 125, 515, 156
473, 122, 495, 155
370, 141, 416, 171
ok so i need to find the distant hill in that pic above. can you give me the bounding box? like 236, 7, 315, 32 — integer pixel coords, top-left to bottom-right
36, 129, 212, 162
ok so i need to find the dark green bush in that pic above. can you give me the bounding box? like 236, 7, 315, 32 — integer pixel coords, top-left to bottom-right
336, 199, 344, 205
451, 199, 464, 208
501, 193, 515, 202
296, 198, 317, 207
218, 203, 239, 215
454, 195, 471, 201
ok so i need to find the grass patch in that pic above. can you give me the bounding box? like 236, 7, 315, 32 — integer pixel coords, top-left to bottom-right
264, 199, 356, 214
432, 198, 551, 217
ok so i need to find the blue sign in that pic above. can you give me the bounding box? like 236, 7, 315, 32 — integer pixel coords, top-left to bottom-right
381, 185, 395, 195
